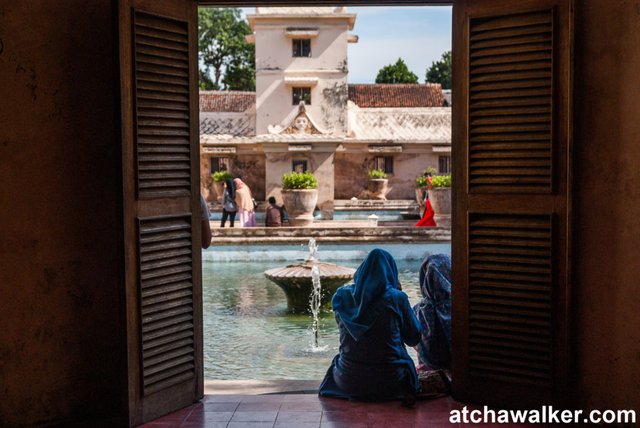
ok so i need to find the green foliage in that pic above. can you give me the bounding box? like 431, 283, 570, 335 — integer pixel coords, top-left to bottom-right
281, 171, 318, 190
416, 166, 438, 187
198, 8, 255, 91
212, 171, 233, 182
423, 166, 438, 176
368, 169, 387, 179
375, 58, 419, 84
430, 174, 452, 188
425, 51, 452, 90
416, 176, 429, 188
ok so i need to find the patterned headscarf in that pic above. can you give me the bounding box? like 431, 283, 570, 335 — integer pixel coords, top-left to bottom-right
413, 254, 452, 371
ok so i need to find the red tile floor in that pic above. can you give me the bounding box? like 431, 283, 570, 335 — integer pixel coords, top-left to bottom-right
140, 394, 540, 427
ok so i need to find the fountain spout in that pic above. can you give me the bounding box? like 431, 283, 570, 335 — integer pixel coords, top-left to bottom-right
307, 238, 318, 261
264, 239, 356, 313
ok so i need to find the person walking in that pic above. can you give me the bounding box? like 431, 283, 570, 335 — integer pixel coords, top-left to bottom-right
416, 173, 436, 227
220, 178, 237, 228
234, 177, 256, 227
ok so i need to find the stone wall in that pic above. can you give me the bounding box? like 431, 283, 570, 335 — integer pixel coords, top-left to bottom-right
232, 154, 267, 201
200, 152, 266, 201
334, 148, 443, 200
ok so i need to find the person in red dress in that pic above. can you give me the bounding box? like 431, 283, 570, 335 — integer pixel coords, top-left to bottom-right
416, 173, 436, 227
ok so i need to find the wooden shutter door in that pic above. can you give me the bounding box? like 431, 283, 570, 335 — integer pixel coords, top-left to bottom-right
118, 0, 202, 425
452, 0, 573, 408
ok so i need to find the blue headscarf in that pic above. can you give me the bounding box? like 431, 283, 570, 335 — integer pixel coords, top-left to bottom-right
413, 254, 452, 371
332, 249, 401, 341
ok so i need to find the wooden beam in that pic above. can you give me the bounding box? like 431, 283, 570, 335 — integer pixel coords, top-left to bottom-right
199, 1, 452, 6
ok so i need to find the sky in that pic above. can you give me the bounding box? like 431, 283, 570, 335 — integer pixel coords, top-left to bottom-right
347, 6, 452, 83
240, 6, 452, 84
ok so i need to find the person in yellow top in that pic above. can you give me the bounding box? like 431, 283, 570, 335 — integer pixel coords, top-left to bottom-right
234, 178, 256, 227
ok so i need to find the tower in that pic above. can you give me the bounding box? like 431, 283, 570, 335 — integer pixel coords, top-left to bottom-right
247, 7, 358, 136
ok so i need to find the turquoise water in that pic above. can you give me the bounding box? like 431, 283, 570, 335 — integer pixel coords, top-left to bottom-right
202, 243, 451, 380
208, 208, 415, 222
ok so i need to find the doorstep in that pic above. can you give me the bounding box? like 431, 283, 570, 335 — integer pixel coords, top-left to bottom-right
205, 379, 320, 395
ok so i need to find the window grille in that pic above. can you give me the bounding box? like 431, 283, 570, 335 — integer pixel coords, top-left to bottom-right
374, 156, 394, 174
292, 87, 311, 105
292, 39, 311, 57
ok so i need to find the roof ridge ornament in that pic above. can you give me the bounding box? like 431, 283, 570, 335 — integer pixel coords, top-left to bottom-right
267, 101, 328, 135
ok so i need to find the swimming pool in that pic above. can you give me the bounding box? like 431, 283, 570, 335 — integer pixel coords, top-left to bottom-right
202, 242, 451, 380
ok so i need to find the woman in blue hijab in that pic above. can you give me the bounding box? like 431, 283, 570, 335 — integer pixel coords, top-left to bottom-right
413, 254, 452, 374
319, 249, 422, 401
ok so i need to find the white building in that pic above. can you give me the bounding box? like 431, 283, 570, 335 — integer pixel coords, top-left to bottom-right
200, 7, 451, 217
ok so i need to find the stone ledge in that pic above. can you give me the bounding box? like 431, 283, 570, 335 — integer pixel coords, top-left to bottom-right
210, 223, 450, 244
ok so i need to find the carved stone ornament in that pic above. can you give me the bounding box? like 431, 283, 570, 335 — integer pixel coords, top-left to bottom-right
267, 102, 327, 135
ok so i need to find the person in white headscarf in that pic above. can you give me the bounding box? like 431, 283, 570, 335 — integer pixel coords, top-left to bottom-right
233, 178, 256, 227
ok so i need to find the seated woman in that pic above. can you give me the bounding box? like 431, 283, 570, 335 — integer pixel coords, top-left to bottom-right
413, 254, 452, 394
319, 249, 422, 402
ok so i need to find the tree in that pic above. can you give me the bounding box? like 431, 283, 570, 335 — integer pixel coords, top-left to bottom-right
222, 49, 255, 91
425, 50, 452, 90
198, 8, 255, 91
375, 58, 419, 84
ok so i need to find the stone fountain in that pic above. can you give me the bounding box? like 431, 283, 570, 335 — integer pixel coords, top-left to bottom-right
264, 239, 356, 313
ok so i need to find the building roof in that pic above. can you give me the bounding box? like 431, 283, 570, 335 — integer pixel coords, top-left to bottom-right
200, 113, 255, 137
347, 104, 451, 143
348, 84, 446, 108
198, 89, 451, 144
199, 91, 255, 113
199, 84, 445, 114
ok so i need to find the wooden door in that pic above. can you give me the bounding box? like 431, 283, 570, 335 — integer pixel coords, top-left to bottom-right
118, 0, 202, 424
452, 0, 573, 408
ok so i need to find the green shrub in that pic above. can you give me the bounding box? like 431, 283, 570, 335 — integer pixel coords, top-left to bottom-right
282, 171, 318, 189
368, 169, 387, 179
423, 166, 437, 176
430, 174, 452, 188
212, 171, 233, 182
416, 166, 438, 187
416, 176, 429, 188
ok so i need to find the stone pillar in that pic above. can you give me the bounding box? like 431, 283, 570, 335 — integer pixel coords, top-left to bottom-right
309, 147, 337, 220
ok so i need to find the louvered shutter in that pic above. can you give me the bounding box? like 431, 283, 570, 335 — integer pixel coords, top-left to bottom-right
118, 1, 201, 425
134, 11, 192, 199
452, 0, 573, 408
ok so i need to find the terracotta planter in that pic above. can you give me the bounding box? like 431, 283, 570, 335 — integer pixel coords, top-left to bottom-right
281, 189, 318, 227
428, 187, 451, 227
203, 179, 215, 203
367, 179, 388, 200
212, 181, 224, 203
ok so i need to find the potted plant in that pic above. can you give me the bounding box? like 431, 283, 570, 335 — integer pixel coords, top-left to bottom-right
367, 169, 388, 200
211, 170, 233, 203
280, 171, 318, 227
428, 174, 452, 227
